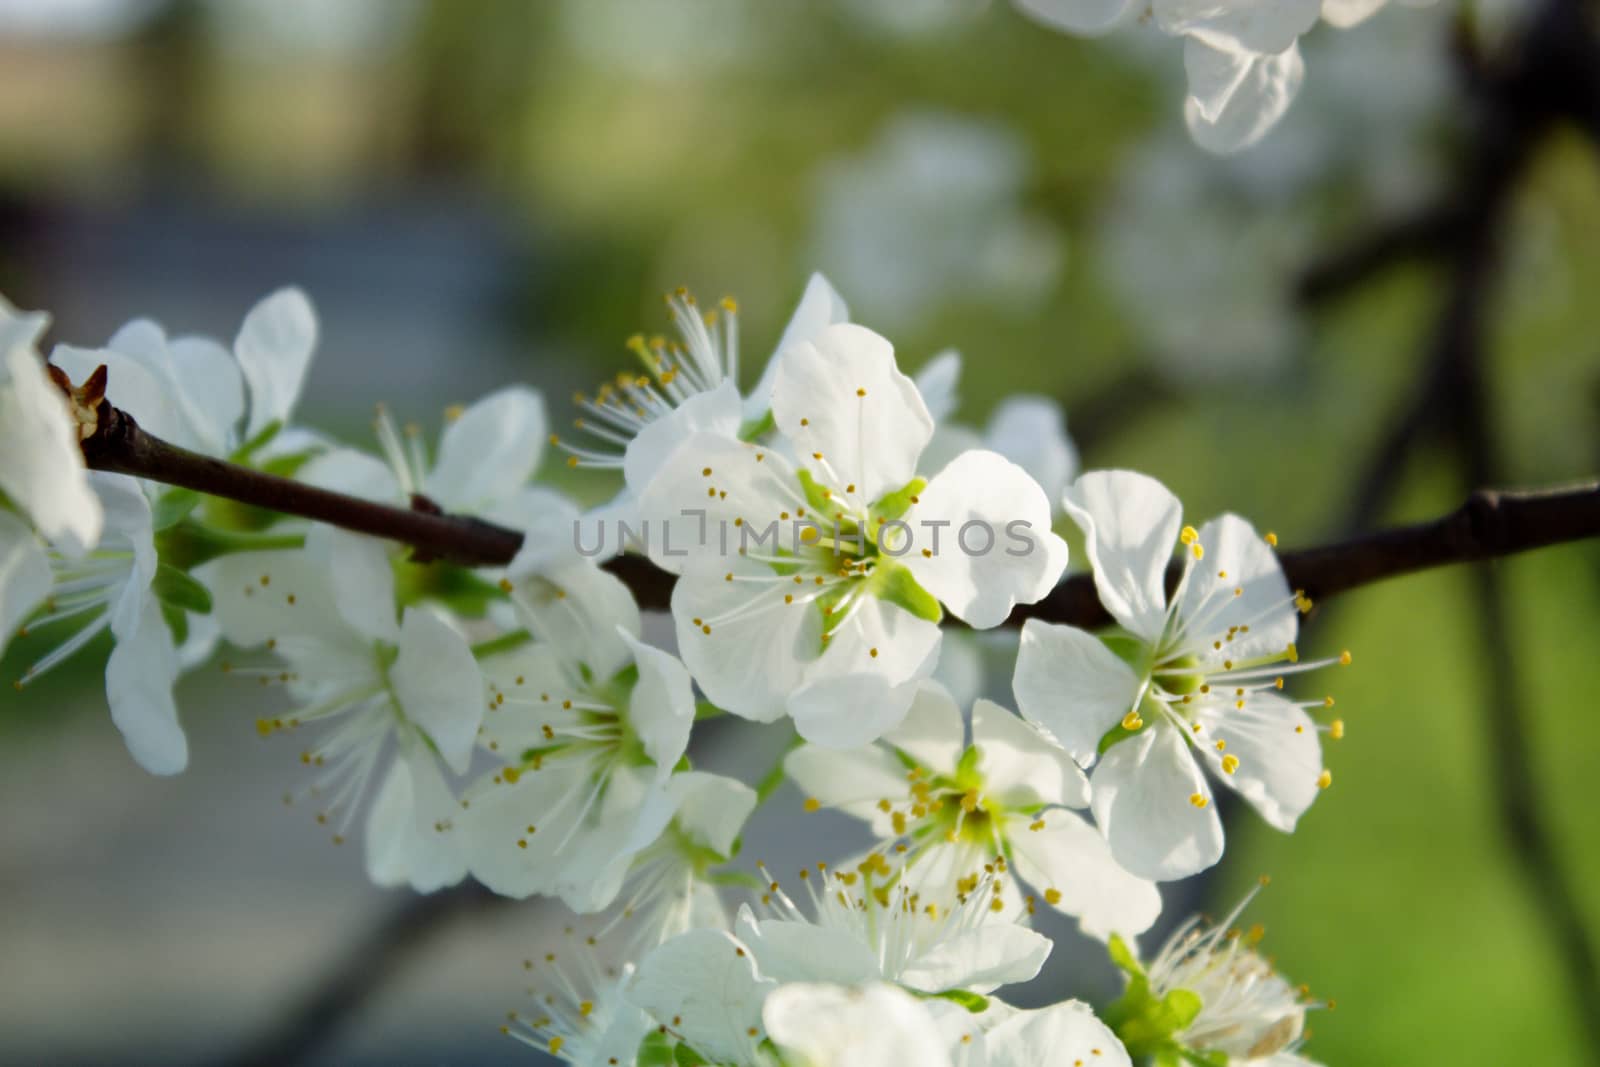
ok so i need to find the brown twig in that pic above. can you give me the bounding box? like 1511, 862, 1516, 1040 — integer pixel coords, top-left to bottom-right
78, 397, 1600, 631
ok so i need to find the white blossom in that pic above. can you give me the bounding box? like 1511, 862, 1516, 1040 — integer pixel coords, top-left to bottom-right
1013, 470, 1345, 880
638, 324, 1067, 747
211, 527, 484, 889
786, 683, 1160, 940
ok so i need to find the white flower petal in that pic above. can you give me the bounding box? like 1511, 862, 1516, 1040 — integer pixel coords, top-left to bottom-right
1184, 41, 1306, 156
1091, 724, 1224, 881
913, 348, 962, 423
784, 741, 916, 824
236, 287, 317, 438
985, 395, 1078, 509
51, 342, 189, 449
763, 983, 953, 1067
745, 271, 851, 422
628, 930, 774, 1065
1063, 470, 1182, 642
624, 379, 744, 497
0, 342, 101, 554
365, 740, 467, 892
306, 525, 400, 645
972, 698, 1089, 809
510, 558, 641, 682
167, 336, 246, 455
297, 447, 403, 503
737, 909, 885, 987
1177, 513, 1295, 664
105, 598, 186, 775
790, 597, 941, 747
209, 548, 350, 649
390, 607, 483, 773
1013, 619, 1142, 767
882, 680, 968, 772
1156, 0, 1320, 53
984, 1000, 1131, 1067
462, 763, 588, 898
617, 628, 696, 771
666, 771, 758, 858
424, 384, 546, 513
1197, 689, 1322, 832
901, 922, 1052, 994
904, 450, 1069, 628
1012, 0, 1139, 35
1321, 0, 1388, 26
1006, 809, 1161, 940
772, 323, 934, 505
0, 509, 50, 658
672, 552, 820, 724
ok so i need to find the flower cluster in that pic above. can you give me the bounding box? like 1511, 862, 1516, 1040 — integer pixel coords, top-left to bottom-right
1013, 0, 1431, 154
1, 276, 1346, 1065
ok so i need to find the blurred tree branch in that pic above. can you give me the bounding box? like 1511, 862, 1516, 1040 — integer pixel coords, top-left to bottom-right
1301, 0, 1600, 1054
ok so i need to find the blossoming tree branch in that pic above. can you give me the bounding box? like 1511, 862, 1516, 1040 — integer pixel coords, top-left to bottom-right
3, 259, 1598, 1067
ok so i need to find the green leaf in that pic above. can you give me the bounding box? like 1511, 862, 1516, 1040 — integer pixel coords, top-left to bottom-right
870, 477, 927, 523
152, 563, 213, 615
160, 601, 190, 646
929, 988, 990, 1014
673, 1041, 709, 1066
636, 1031, 678, 1067
673, 754, 693, 773
229, 419, 282, 462
151, 489, 202, 531
871, 562, 942, 623
695, 700, 726, 721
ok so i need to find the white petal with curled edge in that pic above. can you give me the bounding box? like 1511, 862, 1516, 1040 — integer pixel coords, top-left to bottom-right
365, 739, 467, 893
1063, 470, 1182, 642
1156, 0, 1319, 54
1013, 0, 1139, 35
390, 607, 483, 774
105, 597, 186, 775
1006, 808, 1161, 940
901, 922, 1052, 994
0, 344, 101, 554
1091, 724, 1224, 881
785, 741, 915, 824
306, 525, 400, 645
617, 628, 695, 772
986, 395, 1078, 508
0, 509, 50, 658
745, 270, 851, 422
1177, 512, 1295, 664
913, 348, 962, 423
984, 1000, 1131, 1067
627, 930, 774, 1066
764, 983, 953, 1067
971, 698, 1089, 809
1013, 619, 1142, 767
667, 771, 758, 858
1184, 41, 1305, 156
624, 378, 743, 497
425, 384, 546, 513
1196, 688, 1322, 832
882, 680, 967, 773
236, 287, 317, 437
93, 474, 156, 642
903, 450, 1068, 628
772, 323, 933, 505
671, 552, 819, 724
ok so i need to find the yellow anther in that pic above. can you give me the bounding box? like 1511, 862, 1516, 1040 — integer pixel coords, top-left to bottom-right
1330, 719, 1345, 739
1339, 650, 1353, 666
1190, 793, 1209, 808
804, 797, 821, 812
1286, 642, 1299, 663
1221, 754, 1240, 775
1265, 531, 1279, 547
1317, 769, 1333, 789
1121, 710, 1144, 731
1180, 525, 1199, 545
502, 767, 521, 784
1215, 740, 1227, 752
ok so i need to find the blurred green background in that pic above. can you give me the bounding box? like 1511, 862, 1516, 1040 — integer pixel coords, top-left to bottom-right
1, 1, 1597, 1065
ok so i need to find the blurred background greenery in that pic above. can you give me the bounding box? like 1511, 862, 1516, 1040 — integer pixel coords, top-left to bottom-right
1, 1, 1598, 1065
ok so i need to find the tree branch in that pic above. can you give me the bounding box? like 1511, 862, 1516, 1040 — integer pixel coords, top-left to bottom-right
78, 393, 1600, 631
